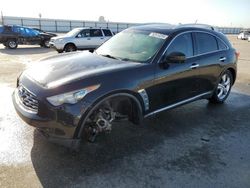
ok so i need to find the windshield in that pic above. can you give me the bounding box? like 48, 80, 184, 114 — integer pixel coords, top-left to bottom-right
65, 28, 81, 37
96, 30, 167, 63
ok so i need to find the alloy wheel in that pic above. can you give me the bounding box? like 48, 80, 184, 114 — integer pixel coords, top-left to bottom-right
216, 73, 231, 100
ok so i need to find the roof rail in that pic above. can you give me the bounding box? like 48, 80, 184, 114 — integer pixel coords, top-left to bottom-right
176, 24, 217, 31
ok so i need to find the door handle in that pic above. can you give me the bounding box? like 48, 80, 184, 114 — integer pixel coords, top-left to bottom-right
87, 38, 91, 40
219, 57, 226, 62
190, 63, 199, 69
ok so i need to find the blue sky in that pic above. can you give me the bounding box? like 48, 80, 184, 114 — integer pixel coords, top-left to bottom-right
1, 0, 250, 27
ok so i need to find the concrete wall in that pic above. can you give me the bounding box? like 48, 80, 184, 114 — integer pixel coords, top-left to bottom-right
0, 16, 244, 34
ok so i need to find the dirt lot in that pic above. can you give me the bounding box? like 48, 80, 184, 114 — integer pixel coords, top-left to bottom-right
0, 36, 250, 188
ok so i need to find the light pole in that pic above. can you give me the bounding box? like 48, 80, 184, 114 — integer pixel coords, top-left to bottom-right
1, 11, 4, 25
38, 13, 42, 29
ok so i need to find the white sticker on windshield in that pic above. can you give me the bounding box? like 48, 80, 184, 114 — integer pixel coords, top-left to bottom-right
149, 32, 168, 39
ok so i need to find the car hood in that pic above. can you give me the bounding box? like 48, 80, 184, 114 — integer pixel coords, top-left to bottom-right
40, 33, 54, 38
51, 35, 70, 40
24, 51, 141, 88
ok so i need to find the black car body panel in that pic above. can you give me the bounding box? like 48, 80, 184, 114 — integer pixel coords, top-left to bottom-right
12, 24, 237, 148
32, 28, 57, 37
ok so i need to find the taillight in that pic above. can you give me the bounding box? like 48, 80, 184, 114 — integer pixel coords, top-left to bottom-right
235, 52, 240, 61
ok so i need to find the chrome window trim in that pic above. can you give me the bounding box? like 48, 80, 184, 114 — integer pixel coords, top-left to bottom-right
144, 91, 212, 118
157, 30, 229, 63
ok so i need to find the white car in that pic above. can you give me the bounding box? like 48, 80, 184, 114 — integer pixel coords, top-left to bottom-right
237, 31, 250, 40
49, 27, 113, 53
248, 36, 250, 42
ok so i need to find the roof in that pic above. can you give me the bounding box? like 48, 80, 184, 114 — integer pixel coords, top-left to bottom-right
129, 23, 219, 35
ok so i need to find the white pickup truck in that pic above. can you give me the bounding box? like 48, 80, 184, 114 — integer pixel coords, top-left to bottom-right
49, 27, 113, 53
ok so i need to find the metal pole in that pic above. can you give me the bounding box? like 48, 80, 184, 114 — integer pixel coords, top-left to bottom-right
117, 23, 119, 33
55, 20, 57, 32
21, 19, 23, 26
1, 11, 4, 25
39, 19, 41, 29
69, 21, 72, 30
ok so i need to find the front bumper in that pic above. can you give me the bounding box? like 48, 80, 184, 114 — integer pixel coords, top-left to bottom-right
12, 87, 91, 148
49, 41, 64, 51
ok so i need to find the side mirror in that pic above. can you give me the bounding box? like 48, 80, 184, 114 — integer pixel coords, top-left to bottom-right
76, 34, 81, 38
163, 52, 186, 64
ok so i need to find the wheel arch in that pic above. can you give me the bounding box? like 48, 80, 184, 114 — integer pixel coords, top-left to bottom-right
74, 90, 145, 139
227, 67, 236, 85
64, 42, 77, 50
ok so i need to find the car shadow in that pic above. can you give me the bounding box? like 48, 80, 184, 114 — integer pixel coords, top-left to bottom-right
0, 46, 55, 55
31, 91, 250, 187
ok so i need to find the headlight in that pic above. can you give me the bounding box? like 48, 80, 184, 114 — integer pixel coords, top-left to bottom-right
46, 84, 100, 106
57, 39, 64, 43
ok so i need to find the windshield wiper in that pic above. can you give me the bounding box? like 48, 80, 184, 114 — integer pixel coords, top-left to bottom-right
101, 54, 121, 60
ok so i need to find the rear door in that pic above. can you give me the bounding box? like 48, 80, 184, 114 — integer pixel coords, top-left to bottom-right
23, 28, 41, 44
89, 29, 105, 48
102, 29, 113, 41
193, 32, 227, 94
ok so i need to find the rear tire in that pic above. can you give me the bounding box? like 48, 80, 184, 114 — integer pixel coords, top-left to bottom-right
64, 44, 77, 52
6, 39, 18, 49
209, 70, 233, 104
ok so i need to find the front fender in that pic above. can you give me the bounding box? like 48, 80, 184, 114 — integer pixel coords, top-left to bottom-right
74, 90, 144, 139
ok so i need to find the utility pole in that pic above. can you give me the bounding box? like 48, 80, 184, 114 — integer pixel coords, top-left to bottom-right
1, 11, 4, 25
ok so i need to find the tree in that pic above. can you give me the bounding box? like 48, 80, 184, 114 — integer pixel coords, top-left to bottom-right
98, 16, 106, 22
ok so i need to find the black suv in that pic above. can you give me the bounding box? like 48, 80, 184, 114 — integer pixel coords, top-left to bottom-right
12, 24, 238, 149
0, 25, 55, 49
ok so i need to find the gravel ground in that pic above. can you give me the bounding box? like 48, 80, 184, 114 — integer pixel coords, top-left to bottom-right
0, 36, 250, 188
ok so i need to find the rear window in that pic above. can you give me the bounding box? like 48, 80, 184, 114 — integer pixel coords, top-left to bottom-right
217, 39, 227, 50
103, 29, 113, 36
195, 33, 218, 54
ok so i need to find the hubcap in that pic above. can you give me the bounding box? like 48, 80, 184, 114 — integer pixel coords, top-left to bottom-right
9, 41, 16, 48
67, 46, 75, 52
217, 73, 231, 100
45, 41, 50, 47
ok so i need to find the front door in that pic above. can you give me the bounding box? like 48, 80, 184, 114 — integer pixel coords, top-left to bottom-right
148, 32, 201, 112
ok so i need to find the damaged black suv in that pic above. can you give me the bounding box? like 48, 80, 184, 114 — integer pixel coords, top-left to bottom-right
12, 24, 237, 149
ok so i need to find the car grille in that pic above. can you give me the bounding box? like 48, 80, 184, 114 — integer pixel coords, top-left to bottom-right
17, 85, 38, 113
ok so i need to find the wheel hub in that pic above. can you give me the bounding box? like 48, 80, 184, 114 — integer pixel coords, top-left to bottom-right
217, 74, 231, 100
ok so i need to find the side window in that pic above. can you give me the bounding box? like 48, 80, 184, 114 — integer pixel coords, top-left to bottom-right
103, 29, 112, 36
25, 28, 39, 37
0, 26, 3, 33
217, 39, 227, 50
195, 33, 218, 54
77, 29, 90, 38
167, 33, 193, 58
19, 27, 26, 36
11, 26, 19, 33
90, 29, 103, 37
